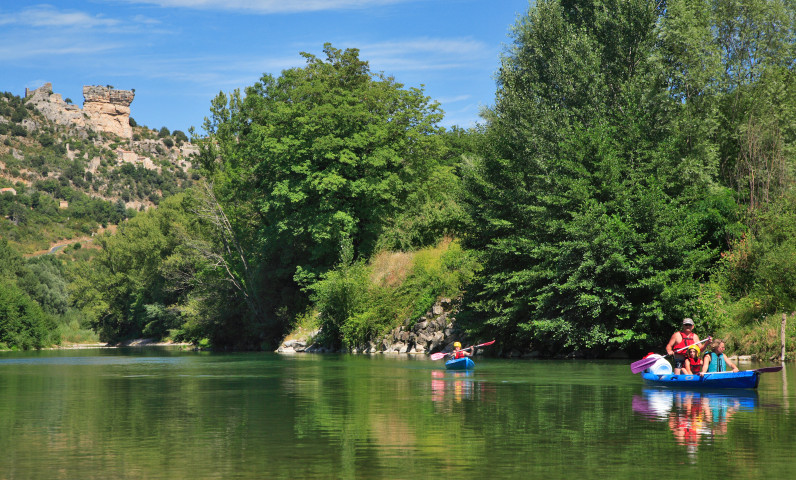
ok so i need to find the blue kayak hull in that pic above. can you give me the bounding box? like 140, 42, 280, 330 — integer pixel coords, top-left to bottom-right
641, 370, 760, 389
445, 357, 475, 370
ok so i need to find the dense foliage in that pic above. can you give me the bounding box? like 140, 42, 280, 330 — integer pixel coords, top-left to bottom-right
189, 44, 464, 347
459, 0, 795, 356
0, 239, 59, 349
0, 87, 196, 349
311, 238, 478, 349
2, 1, 795, 355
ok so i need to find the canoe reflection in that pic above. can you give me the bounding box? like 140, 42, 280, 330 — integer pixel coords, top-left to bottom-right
430, 370, 495, 403
632, 389, 758, 451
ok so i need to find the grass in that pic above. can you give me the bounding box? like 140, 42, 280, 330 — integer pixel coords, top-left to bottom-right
715, 312, 796, 361
303, 237, 479, 349
56, 309, 101, 345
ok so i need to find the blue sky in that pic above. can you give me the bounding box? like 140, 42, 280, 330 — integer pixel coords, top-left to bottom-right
0, 0, 531, 135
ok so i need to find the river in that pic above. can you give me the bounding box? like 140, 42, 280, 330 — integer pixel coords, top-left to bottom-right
0, 348, 792, 479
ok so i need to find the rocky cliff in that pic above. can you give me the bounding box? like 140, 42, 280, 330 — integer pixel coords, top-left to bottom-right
25, 83, 135, 139
82, 85, 135, 139
24, 83, 84, 128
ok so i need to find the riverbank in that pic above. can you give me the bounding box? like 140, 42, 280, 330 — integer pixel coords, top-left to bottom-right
277, 297, 468, 355
54, 339, 193, 349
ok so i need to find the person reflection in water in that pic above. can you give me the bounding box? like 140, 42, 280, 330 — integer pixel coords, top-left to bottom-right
633, 388, 752, 456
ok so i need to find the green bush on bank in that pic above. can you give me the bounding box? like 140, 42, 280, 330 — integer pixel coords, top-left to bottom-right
712, 312, 796, 361
0, 280, 58, 350
55, 308, 100, 345
701, 192, 796, 358
310, 238, 479, 349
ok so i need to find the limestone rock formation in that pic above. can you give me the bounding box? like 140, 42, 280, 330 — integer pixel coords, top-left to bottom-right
25, 83, 135, 139
82, 85, 135, 138
25, 83, 85, 128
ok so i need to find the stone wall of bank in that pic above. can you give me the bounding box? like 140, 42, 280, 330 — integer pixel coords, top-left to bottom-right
277, 298, 466, 355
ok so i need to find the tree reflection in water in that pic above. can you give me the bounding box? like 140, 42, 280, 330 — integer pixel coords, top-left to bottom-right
632, 389, 758, 455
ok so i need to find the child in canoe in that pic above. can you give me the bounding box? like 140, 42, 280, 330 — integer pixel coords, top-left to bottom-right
452, 342, 473, 359
682, 345, 703, 375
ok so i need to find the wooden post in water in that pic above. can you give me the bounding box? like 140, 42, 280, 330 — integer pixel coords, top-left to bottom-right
784, 363, 789, 413
782, 312, 787, 362
783, 313, 789, 412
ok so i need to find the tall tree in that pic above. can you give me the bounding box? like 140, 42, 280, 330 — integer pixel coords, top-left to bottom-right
194, 44, 447, 344
462, 0, 722, 355
709, 0, 796, 210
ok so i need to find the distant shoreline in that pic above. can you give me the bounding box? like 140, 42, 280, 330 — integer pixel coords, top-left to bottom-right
54, 340, 193, 349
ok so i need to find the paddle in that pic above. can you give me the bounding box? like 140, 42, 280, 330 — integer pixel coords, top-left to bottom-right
630, 337, 711, 374
749, 366, 783, 373
430, 340, 496, 361
696, 365, 782, 378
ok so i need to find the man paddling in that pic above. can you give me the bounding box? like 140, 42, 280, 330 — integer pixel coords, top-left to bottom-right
665, 318, 703, 375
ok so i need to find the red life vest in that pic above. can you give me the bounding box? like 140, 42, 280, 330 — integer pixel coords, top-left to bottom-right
673, 332, 695, 355
686, 357, 702, 372
454, 350, 466, 359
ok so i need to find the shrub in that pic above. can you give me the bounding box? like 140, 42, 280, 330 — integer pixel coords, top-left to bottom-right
0, 280, 58, 349
11, 124, 27, 137
173, 130, 188, 144
311, 238, 479, 349
55, 308, 99, 344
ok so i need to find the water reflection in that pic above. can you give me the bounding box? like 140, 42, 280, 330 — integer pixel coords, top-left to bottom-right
430, 370, 495, 403
632, 388, 758, 454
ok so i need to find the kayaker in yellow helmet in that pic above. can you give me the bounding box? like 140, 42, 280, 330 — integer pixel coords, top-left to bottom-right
452, 341, 473, 359
682, 345, 703, 375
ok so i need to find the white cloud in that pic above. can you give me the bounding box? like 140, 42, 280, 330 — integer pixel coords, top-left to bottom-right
302, 37, 491, 75
0, 37, 122, 61
100, 53, 304, 89
0, 5, 119, 28
111, 0, 413, 14
436, 94, 471, 104
0, 4, 169, 62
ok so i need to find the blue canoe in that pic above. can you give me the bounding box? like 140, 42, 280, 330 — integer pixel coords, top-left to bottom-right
641, 370, 763, 389
445, 357, 475, 370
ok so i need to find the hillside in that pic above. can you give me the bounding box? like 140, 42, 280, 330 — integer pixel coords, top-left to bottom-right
0, 84, 199, 254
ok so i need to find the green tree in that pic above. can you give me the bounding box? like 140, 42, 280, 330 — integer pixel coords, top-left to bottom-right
715, 192, 796, 317
374, 127, 478, 251
461, 0, 721, 355
0, 280, 57, 350
0, 238, 22, 279
70, 195, 188, 342
195, 43, 447, 344
708, 0, 796, 211
18, 256, 70, 315
172, 130, 189, 145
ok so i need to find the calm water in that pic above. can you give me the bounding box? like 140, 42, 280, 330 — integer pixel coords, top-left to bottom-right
0, 349, 794, 479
